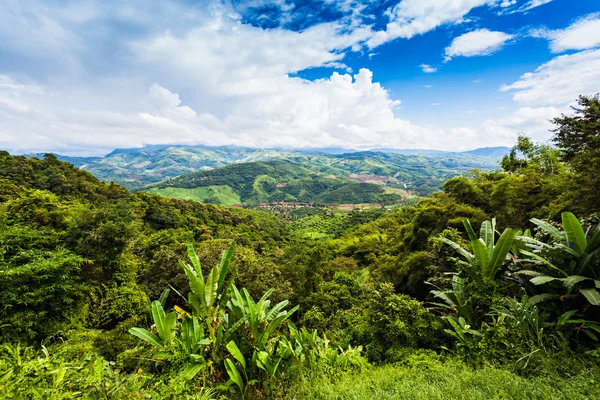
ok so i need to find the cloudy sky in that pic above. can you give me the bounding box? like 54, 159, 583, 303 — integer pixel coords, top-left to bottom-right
0, 0, 599, 155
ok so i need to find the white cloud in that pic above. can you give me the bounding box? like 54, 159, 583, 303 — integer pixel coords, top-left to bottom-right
479, 105, 562, 143
422, 85, 434, 88
367, 0, 497, 48
499, 0, 553, 14
420, 64, 438, 73
501, 49, 600, 106
535, 13, 600, 53
431, 103, 441, 106
518, 0, 553, 12
444, 29, 514, 61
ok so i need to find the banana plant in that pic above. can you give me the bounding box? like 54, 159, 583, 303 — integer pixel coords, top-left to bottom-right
129, 301, 177, 348
129, 301, 212, 379
443, 316, 482, 344
179, 243, 236, 339
439, 218, 517, 284
517, 212, 600, 306
227, 286, 299, 350
223, 340, 256, 398
430, 275, 473, 323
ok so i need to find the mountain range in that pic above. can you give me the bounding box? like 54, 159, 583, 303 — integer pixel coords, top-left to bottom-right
36, 144, 509, 194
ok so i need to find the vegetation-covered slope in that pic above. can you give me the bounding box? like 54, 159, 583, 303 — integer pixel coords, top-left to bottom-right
148, 152, 499, 205
2, 96, 600, 399
46, 145, 502, 193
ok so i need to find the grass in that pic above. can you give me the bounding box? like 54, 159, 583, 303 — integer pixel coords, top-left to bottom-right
148, 185, 241, 205
287, 354, 600, 400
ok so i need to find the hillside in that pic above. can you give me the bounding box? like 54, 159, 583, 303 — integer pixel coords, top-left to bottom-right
147, 159, 391, 205
45, 145, 305, 190
147, 151, 499, 205
41, 144, 505, 191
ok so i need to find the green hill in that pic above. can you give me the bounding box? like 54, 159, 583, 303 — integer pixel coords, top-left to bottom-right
146, 152, 499, 205
40, 144, 502, 192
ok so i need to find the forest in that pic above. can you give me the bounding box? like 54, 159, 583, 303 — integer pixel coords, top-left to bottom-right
1, 95, 599, 399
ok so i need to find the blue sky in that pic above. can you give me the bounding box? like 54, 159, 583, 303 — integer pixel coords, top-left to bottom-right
0, 0, 599, 155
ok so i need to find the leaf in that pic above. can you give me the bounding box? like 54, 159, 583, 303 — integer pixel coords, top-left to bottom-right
587, 228, 600, 253
180, 260, 205, 298
563, 275, 590, 289
128, 328, 163, 348
528, 294, 559, 305
151, 301, 167, 342
562, 212, 587, 254
187, 243, 203, 280
580, 288, 600, 306
520, 250, 569, 278
266, 300, 289, 321
204, 266, 219, 308
562, 212, 587, 255
224, 359, 244, 392
158, 289, 170, 308
217, 242, 235, 291
472, 238, 490, 273
439, 237, 475, 263
226, 341, 246, 369
530, 218, 562, 242
181, 363, 206, 380
487, 228, 517, 279
163, 312, 177, 344
530, 276, 560, 285
513, 270, 542, 277
480, 219, 495, 254
463, 219, 478, 243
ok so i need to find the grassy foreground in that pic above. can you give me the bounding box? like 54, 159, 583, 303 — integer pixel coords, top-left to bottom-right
288, 355, 600, 400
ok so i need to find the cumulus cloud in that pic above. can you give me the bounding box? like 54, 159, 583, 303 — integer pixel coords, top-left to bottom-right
534, 13, 600, 53
501, 49, 600, 106
444, 29, 514, 61
420, 64, 438, 73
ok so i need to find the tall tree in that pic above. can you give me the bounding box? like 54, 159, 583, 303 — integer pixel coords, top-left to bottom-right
551, 95, 600, 214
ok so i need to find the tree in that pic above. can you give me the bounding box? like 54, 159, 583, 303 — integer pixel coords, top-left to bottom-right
551, 95, 600, 214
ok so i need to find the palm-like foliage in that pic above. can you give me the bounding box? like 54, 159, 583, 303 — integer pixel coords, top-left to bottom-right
180, 243, 236, 331
439, 218, 517, 284
129, 242, 325, 397
517, 212, 600, 306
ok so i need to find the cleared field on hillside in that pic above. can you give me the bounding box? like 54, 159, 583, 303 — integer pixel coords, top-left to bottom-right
148, 185, 241, 205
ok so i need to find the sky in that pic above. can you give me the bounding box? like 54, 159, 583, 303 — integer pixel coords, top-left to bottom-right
0, 0, 599, 156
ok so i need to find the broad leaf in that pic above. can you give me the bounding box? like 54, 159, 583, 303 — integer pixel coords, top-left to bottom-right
480, 219, 495, 254
562, 212, 587, 255
463, 219, 478, 243
151, 301, 167, 342
530, 218, 562, 242
528, 294, 559, 305
487, 228, 517, 278
128, 328, 163, 348
224, 359, 244, 391
226, 341, 246, 369
520, 250, 569, 278
580, 288, 600, 306
472, 238, 490, 274
217, 242, 235, 291
187, 243, 203, 280
563, 275, 589, 289
530, 276, 560, 285
181, 362, 206, 380
440, 237, 475, 263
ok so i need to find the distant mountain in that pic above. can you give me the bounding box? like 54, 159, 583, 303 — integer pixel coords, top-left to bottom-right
147, 151, 500, 205
461, 146, 511, 158
30, 144, 505, 192
369, 146, 511, 158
